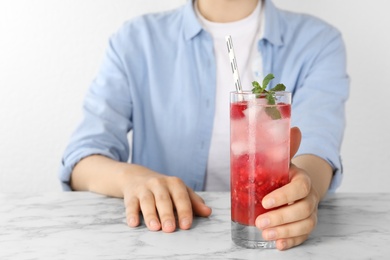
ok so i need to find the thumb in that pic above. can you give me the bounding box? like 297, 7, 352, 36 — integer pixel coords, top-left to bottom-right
290, 127, 302, 159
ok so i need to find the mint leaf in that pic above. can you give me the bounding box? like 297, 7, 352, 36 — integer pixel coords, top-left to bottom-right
270, 84, 286, 92
265, 91, 282, 119
251, 81, 262, 94
266, 92, 276, 105
265, 107, 282, 120
251, 73, 286, 120
262, 74, 274, 92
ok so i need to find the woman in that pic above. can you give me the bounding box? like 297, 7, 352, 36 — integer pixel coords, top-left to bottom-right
60, 0, 349, 250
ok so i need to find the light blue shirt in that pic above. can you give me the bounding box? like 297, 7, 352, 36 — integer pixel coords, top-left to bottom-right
59, 0, 349, 192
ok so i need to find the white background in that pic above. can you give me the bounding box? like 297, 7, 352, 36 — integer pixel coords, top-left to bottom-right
0, 0, 389, 193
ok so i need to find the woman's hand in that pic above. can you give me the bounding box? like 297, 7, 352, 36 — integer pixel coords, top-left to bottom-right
71, 155, 212, 233
255, 127, 332, 250
255, 165, 320, 250
122, 165, 212, 232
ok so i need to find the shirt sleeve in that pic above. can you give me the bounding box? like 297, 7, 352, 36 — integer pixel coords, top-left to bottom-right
291, 28, 349, 192
59, 29, 133, 191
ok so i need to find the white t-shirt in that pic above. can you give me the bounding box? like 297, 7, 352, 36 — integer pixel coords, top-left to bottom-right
194, 0, 264, 191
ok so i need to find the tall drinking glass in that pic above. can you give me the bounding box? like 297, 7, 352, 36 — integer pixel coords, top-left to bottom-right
230, 91, 291, 249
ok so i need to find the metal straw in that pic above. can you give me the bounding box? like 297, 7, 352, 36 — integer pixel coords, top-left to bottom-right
226, 35, 243, 93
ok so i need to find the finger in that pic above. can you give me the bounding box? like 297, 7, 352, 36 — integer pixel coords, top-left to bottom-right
187, 188, 212, 217
139, 190, 161, 231
256, 197, 317, 229
125, 196, 141, 227
260, 210, 318, 240
262, 165, 311, 209
275, 235, 309, 251
167, 177, 194, 230
152, 182, 176, 233
290, 127, 301, 159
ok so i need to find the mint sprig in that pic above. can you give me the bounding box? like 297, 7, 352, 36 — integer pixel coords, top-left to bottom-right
251, 74, 286, 119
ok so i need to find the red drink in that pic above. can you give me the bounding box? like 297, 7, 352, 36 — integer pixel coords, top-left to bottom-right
230, 91, 291, 248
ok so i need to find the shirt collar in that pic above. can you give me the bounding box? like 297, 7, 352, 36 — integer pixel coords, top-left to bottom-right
182, 0, 284, 46
183, 0, 203, 40
262, 0, 283, 46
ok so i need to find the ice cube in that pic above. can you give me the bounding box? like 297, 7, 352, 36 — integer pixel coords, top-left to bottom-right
231, 117, 248, 142
242, 99, 265, 123
266, 143, 289, 163
242, 106, 258, 123
262, 118, 290, 143
231, 141, 248, 156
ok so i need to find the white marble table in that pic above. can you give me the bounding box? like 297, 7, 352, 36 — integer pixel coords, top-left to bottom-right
0, 192, 389, 259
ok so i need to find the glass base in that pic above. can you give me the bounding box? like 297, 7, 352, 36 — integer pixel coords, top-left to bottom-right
231, 221, 276, 249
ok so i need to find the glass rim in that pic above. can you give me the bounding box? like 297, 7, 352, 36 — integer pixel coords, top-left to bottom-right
230, 90, 291, 95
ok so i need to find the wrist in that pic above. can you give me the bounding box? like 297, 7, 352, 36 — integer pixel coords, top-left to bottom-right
116, 163, 139, 197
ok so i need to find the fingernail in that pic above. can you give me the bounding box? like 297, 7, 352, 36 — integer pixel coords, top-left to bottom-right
181, 218, 190, 228
163, 220, 174, 229
263, 198, 275, 209
280, 241, 287, 250
259, 218, 270, 228
267, 229, 277, 240
128, 216, 136, 227
150, 219, 159, 229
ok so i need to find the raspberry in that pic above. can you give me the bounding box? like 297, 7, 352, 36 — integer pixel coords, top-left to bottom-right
279, 103, 291, 118
231, 152, 290, 226
230, 101, 247, 119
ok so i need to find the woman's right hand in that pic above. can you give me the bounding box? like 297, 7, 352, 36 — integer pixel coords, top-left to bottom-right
71, 155, 211, 233
122, 164, 212, 232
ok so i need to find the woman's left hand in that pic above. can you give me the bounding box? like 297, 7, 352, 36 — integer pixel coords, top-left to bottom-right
255, 164, 320, 250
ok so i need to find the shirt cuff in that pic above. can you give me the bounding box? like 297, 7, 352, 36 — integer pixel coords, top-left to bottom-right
58, 149, 117, 191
